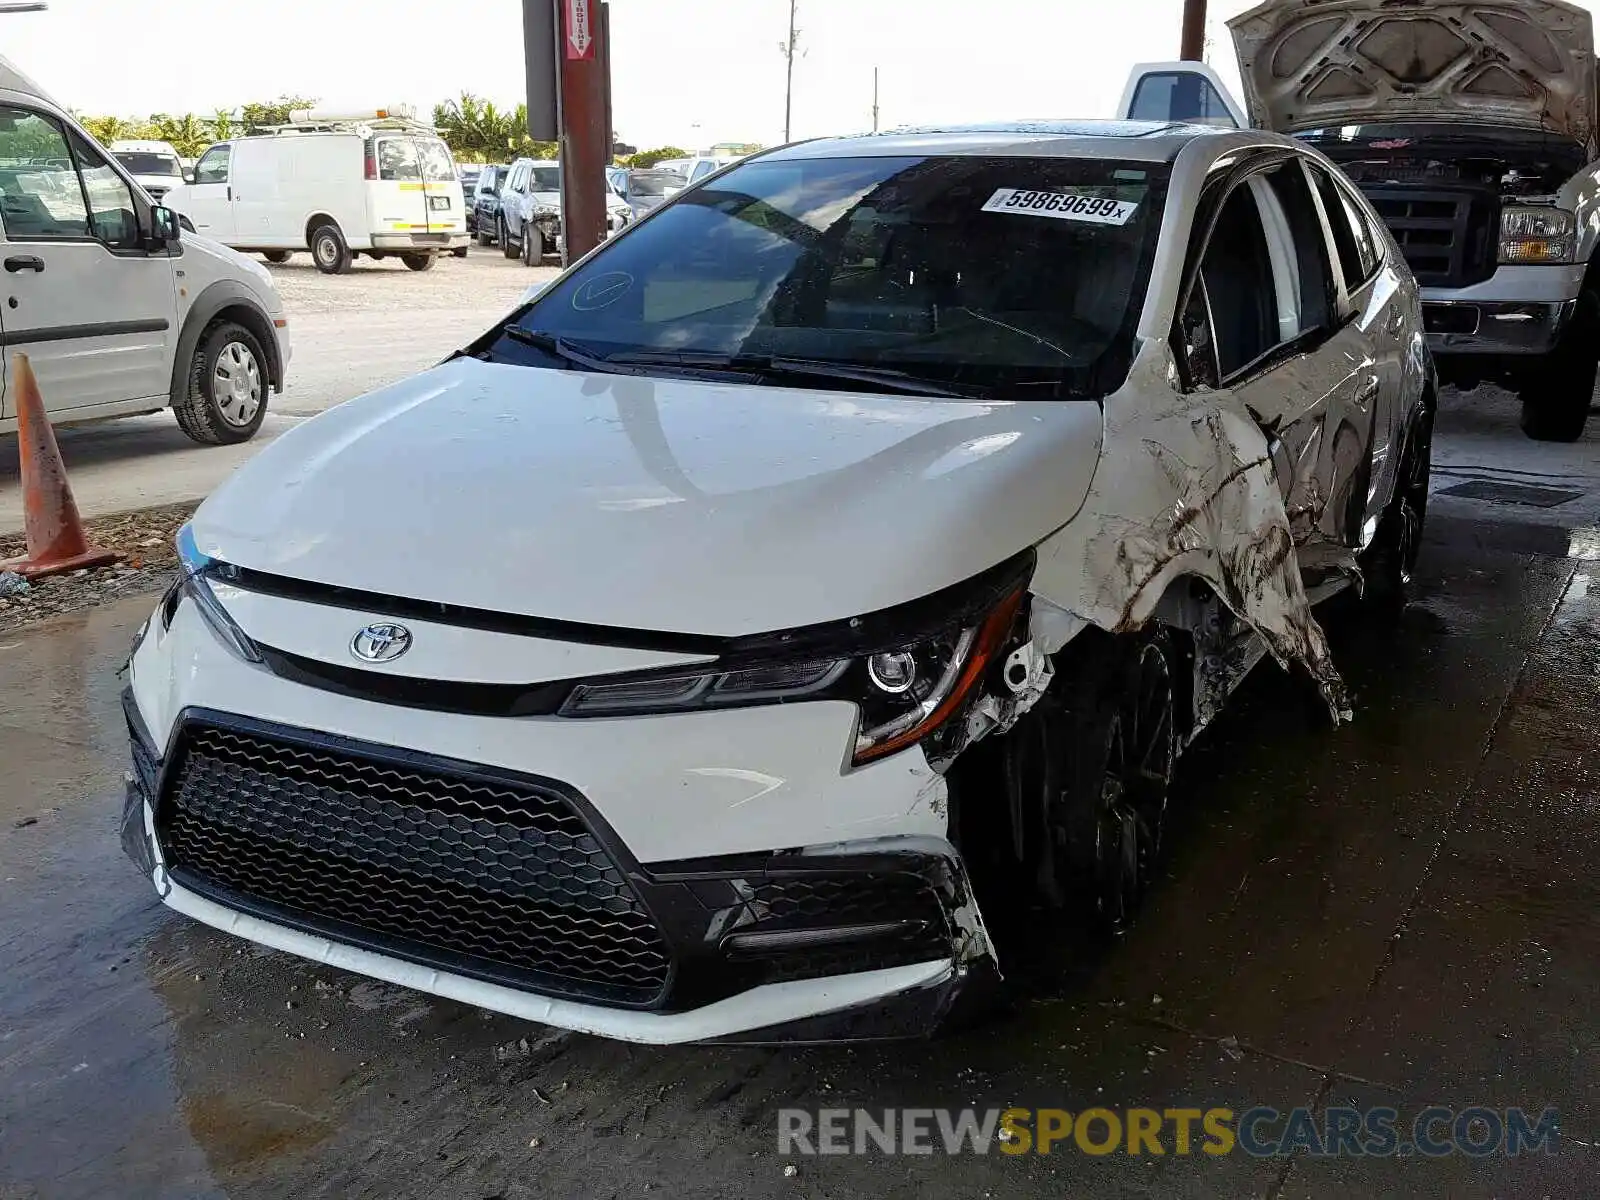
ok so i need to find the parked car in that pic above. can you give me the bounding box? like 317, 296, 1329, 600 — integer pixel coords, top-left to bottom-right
497, 157, 632, 263
653, 155, 737, 184
162, 108, 469, 274
617, 167, 685, 218
108, 139, 186, 203
124, 120, 1432, 1044
1122, 0, 1599, 443
469, 162, 511, 244
0, 57, 288, 445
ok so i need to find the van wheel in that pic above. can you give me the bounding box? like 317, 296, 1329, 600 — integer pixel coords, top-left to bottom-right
501, 217, 518, 259
173, 321, 270, 445
402, 253, 437, 272
452, 246, 468, 259
262, 251, 291, 264
311, 223, 353, 274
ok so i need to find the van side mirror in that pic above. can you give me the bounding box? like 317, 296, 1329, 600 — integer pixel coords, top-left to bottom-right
183, 168, 195, 184
149, 205, 182, 249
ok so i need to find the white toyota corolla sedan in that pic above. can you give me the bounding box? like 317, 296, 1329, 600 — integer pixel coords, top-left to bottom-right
122, 121, 1434, 1044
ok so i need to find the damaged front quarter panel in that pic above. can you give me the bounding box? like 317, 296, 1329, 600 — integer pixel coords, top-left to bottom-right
1029, 340, 1352, 723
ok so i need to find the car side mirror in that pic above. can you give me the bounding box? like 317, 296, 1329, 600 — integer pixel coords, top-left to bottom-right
183, 168, 195, 184
149, 205, 182, 249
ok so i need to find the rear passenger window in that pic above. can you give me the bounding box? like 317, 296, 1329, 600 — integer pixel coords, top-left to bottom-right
0, 106, 90, 240
1309, 165, 1379, 288
1198, 187, 1279, 379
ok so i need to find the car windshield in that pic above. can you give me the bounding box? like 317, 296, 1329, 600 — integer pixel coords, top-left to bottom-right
377, 137, 457, 182
629, 171, 679, 197
529, 166, 561, 192
114, 152, 181, 176
484, 153, 1168, 397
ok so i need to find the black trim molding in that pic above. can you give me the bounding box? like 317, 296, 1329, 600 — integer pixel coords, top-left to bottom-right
3, 318, 169, 347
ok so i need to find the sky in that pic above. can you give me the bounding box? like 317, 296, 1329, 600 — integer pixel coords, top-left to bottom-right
6, 0, 1599, 151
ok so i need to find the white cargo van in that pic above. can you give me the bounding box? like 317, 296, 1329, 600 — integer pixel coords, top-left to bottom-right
0, 56, 289, 444
163, 108, 469, 274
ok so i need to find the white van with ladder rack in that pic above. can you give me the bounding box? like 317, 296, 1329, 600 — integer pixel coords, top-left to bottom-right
162, 106, 468, 274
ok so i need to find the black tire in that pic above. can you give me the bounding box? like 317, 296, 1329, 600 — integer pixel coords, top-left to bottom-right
452, 246, 468, 259
172, 321, 270, 446
1519, 291, 1599, 442
310, 222, 352, 274
476, 222, 495, 247
262, 250, 291, 264
521, 223, 538, 265
1037, 631, 1177, 930
402, 252, 437, 272
501, 216, 519, 259
1361, 401, 1433, 607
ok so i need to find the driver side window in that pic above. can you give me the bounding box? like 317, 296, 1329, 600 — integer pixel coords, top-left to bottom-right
68, 132, 139, 248
193, 145, 230, 186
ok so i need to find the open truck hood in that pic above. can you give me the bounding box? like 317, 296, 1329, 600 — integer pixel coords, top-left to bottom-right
1229, 0, 1598, 150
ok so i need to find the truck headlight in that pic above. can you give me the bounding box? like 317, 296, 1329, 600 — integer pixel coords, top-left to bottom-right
1500, 206, 1577, 264
532, 203, 559, 218
558, 574, 1028, 765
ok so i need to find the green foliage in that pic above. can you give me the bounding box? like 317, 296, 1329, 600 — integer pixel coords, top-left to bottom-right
624, 146, 689, 169
431, 93, 563, 162
238, 96, 318, 133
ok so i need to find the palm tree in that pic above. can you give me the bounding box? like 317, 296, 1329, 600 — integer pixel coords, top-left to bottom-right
80, 115, 128, 145
210, 109, 235, 143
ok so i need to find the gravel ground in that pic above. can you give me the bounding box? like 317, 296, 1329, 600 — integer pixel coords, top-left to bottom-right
0, 501, 194, 634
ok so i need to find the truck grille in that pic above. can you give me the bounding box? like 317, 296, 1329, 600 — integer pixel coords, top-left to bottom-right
1360, 186, 1497, 289
156, 722, 672, 1006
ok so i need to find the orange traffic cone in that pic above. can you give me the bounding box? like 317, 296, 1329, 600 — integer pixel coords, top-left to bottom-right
1, 352, 118, 579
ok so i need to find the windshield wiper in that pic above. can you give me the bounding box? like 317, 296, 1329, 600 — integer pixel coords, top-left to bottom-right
500, 327, 632, 374
604, 350, 986, 398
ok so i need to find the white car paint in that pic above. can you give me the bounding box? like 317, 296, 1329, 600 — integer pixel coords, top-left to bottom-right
189, 364, 1105, 635
127, 121, 1429, 1043
0, 57, 289, 438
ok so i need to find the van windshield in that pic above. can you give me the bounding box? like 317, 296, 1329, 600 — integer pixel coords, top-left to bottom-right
376, 136, 457, 182
484, 153, 1168, 398
114, 152, 181, 177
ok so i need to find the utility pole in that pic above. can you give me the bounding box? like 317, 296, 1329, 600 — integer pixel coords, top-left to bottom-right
780, 0, 799, 142
1180, 0, 1207, 61
524, 0, 611, 264
872, 67, 879, 134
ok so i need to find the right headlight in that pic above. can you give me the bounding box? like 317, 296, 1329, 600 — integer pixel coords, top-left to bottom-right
559, 578, 1027, 766
1500, 205, 1577, 264
531, 203, 559, 218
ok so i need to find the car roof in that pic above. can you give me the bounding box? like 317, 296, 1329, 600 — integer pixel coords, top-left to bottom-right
760, 120, 1247, 163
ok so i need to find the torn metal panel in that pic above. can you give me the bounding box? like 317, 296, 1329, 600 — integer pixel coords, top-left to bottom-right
1031, 340, 1352, 722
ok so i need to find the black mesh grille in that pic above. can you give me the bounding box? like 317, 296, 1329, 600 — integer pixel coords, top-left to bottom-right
157, 723, 672, 1005
1362, 185, 1497, 289
734, 872, 953, 982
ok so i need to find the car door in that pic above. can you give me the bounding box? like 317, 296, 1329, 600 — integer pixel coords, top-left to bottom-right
182, 143, 237, 240
1304, 160, 1412, 539
0, 106, 175, 416
503, 161, 529, 240
1176, 154, 1380, 580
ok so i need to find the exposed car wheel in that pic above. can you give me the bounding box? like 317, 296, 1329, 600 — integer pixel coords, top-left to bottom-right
452, 246, 468, 259
173, 321, 270, 446
501, 217, 519, 260
521, 224, 540, 265
402, 252, 437, 272
1042, 632, 1177, 930
310, 223, 353, 274
1519, 291, 1598, 442
476, 221, 495, 247
1361, 401, 1433, 607
262, 251, 291, 264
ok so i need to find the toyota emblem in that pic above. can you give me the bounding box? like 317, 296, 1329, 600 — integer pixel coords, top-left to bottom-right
350, 622, 412, 664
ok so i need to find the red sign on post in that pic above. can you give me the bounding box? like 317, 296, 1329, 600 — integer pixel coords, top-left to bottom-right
565, 0, 594, 59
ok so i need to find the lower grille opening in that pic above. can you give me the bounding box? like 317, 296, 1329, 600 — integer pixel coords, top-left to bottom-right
157, 721, 672, 1007
1360, 185, 1498, 289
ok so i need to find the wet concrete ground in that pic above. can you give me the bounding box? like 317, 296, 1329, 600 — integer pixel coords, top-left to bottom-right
3, 388, 1599, 1198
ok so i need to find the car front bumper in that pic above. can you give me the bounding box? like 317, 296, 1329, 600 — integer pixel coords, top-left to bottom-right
1422, 264, 1585, 358
121, 595, 994, 1044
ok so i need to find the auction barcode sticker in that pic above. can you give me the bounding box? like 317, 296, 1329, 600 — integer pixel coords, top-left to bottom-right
982, 188, 1139, 226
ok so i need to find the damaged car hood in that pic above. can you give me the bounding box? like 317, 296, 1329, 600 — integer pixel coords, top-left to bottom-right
1229, 0, 1598, 149
190, 358, 1104, 636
